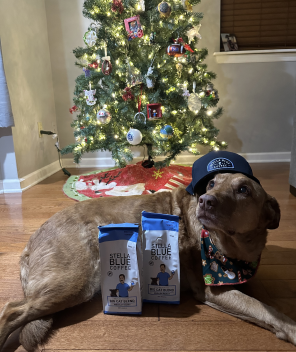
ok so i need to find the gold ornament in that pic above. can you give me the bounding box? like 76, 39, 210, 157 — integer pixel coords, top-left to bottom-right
176, 63, 183, 78
185, 0, 192, 11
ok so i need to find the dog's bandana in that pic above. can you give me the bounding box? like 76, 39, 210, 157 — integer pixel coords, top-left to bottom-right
201, 229, 260, 286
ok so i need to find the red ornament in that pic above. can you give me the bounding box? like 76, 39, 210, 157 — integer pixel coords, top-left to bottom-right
111, 0, 124, 14
102, 60, 112, 75
184, 43, 194, 53
69, 105, 78, 114
88, 61, 99, 69
147, 103, 162, 120
122, 87, 135, 101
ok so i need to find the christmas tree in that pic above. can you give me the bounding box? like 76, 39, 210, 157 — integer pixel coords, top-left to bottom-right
61, 0, 227, 168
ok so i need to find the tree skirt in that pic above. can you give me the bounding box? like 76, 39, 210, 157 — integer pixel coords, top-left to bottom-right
63, 162, 192, 201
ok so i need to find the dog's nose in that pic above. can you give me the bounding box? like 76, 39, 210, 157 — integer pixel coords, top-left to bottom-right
199, 195, 218, 210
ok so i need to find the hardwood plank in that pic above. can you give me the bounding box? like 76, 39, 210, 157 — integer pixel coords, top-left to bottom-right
261, 280, 296, 298
158, 292, 238, 322
44, 320, 295, 351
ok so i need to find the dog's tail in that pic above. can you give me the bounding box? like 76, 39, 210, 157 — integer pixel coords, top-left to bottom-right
19, 315, 55, 352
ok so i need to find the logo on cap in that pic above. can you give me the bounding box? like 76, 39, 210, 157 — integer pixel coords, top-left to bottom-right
207, 158, 234, 172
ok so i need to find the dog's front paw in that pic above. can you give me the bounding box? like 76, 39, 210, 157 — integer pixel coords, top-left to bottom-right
279, 324, 296, 346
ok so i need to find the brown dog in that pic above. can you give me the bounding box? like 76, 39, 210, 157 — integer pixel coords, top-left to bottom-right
0, 172, 295, 351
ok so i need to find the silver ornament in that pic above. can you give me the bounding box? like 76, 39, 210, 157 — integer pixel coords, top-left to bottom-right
188, 81, 202, 112
97, 109, 111, 124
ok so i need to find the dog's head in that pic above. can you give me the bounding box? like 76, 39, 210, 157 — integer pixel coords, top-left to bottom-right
197, 173, 280, 236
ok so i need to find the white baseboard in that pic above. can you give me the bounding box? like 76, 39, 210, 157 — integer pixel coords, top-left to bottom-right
63, 152, 291, 168
240, 152, 291, 163
20, 160, 60, 191
0, 160, 60, 193
2, 178, 22, 193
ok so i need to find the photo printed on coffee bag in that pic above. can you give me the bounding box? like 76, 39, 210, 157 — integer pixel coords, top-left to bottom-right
98, 223, 142, 315
142, 211, 180, 304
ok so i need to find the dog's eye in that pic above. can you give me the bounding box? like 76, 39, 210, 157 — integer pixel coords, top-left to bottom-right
238, 186, 248, 194
208, 180, 215, 189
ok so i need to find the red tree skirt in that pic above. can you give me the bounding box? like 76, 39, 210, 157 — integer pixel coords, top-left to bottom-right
75, 162, 192, 198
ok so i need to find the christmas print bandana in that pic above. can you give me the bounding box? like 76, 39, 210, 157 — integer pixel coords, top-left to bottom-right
201, 229, 260, 286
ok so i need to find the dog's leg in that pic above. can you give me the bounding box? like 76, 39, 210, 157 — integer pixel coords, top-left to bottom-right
198, 286, 296, 345
0, 298, 57, 351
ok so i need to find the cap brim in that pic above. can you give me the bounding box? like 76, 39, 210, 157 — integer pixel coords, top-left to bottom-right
186, 183, 195, 195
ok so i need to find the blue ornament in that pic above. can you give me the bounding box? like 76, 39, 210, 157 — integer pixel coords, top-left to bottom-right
83, 68, 91, 77
160, 125, 174, 140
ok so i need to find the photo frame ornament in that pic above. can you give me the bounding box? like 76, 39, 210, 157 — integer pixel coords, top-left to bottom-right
124, 16, 143, 41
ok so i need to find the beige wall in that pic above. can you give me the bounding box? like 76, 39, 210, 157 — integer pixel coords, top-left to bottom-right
45, 0, 294, 163
0, 0, 58, 178
198, 0, 295, 154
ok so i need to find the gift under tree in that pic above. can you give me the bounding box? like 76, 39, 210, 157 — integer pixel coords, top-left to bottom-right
61, 0, 227, 168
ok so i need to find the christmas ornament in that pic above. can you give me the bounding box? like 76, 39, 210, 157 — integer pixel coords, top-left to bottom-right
206, 83, 218, 99
147, 103, 162, 120
139, 0, 145, 11
101, 42, 112, 75
88, 61, 99, 69
97, 109, 111, 124
145, 66, 154, 88
84, 84, 97, 106
124, 16, 143, 41
83, 24, 97, 47
186, 24, 202, 44
184, 0, 192, 11
126, 128, 142, 145
83, 68, 91, 77
134, 112, 146, 124
160, 125, 174, 140
188, 81, 202, 112
122, 87, 135, 101
149, 32, 156, 45
111, 0, 124, 14
158, 1, 171, 18
69, 105, 78, 114
176, 63, 183, 78
167, 43, 185, 57
102, 60, 112, 75
182, 87, 190, 97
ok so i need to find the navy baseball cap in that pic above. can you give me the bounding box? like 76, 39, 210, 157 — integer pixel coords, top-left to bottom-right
186, 151, 261, 195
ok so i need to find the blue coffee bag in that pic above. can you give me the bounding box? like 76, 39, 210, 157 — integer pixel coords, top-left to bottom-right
142, 212, 180, 304
98, 223, 142, 315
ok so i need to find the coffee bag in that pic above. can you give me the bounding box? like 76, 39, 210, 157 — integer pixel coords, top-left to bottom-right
142, 211, 180, 304
98, 223, 142, 315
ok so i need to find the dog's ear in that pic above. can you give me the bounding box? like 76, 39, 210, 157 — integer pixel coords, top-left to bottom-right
263, 195, 281, 230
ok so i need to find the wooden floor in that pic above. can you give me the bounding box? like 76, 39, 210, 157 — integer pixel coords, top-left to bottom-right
1, 163, 296, 352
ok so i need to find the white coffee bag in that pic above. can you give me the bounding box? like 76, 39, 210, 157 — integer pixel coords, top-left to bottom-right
142, 211, 180, 304
98, 223, 142, 315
